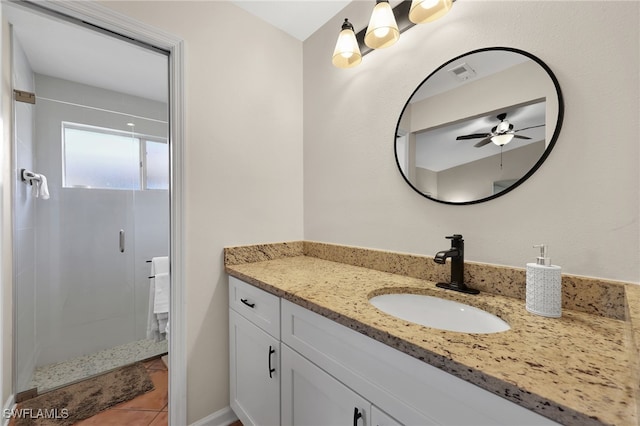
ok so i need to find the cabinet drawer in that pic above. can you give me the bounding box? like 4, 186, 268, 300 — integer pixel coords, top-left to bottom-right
229, 276, 280, 338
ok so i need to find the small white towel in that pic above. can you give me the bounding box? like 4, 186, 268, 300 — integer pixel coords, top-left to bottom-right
147, 256, 170, 341
151, 256, 169, 275
39, 174, 49, 199
31, 174, 50, 199
154, 272, 170, 314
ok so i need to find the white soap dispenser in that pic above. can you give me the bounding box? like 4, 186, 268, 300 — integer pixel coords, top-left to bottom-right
526, 244, 562, 317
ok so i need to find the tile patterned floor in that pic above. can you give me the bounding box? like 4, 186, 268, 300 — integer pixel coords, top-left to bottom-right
74, 357, 168, 425
30, 339, 168, 393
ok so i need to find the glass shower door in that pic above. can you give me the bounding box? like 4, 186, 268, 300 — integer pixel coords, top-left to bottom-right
28, 106, 169, 394
8, 1, 170, 396
30, 108, 141, 393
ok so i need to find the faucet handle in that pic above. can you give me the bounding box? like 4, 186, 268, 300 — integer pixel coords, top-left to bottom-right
445, 234, 464, 249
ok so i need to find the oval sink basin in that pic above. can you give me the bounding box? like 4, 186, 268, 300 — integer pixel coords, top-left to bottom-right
369, 293, 510, 334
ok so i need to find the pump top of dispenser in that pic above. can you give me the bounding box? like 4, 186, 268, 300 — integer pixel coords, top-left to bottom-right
533, 244, 551, 266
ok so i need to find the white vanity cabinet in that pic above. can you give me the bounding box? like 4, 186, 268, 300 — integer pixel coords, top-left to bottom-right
229, 277, 281, 426
229, 276, 559, 426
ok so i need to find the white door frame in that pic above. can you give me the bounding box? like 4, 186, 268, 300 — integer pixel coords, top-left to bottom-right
13, 2, 187, 424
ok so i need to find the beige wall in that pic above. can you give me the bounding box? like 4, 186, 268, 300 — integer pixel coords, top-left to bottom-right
436, 141, 545, 202
415, 166, 437, 198
304, 1, 639, 283
99, 2, 303, 423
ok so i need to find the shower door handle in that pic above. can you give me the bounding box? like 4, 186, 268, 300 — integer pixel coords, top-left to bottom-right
119, 230, 125, 253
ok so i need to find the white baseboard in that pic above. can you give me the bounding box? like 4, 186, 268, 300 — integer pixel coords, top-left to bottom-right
189, 406, 238, 426
2, 394, 15, 426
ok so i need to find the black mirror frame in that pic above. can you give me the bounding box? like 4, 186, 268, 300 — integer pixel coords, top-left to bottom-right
394, 46, 564, 205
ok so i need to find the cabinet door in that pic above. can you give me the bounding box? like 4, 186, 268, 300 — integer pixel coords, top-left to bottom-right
371, 406, 403, 426
281, 344, 370, 426
229, 309, 280, 426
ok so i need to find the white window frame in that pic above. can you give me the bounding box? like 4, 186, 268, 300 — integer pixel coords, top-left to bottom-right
62, 121, 168, 191
141, 138, 169, 191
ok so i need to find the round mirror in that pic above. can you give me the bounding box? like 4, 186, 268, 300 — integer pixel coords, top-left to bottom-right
395, 47, 564, 205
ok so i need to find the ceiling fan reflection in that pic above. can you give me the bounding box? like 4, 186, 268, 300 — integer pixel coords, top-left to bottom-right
456, 113, 544, 148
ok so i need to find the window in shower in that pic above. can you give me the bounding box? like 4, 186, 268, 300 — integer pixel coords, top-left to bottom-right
62, 122, 168, 190
144, 140, 169, 190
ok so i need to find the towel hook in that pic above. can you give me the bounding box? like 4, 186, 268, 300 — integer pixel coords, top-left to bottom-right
20, 169, 41, 185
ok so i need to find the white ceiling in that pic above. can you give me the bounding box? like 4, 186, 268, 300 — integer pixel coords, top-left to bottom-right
231, 0, 352, 41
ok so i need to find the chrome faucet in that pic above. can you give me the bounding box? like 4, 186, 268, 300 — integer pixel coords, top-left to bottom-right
434, 234, 479, 294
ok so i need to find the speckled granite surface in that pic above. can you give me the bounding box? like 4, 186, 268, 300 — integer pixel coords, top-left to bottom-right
225, 241, 638, 426
303, 241, 627, 320
224, 241, 303, 265
625, 284, 640, 421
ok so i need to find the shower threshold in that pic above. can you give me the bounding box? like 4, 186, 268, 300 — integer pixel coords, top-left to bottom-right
28, 338, 168, 394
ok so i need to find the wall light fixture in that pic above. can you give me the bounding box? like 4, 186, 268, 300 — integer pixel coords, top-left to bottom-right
409, 0, 453, 24
364, 0, 399, 49
332, 18, 362, 68
332, 0, 456, 68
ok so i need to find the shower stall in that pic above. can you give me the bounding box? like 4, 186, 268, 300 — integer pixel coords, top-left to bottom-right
8, 3, 170, 396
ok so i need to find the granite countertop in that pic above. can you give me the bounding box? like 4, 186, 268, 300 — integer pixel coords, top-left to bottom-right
225, 244, 638, 426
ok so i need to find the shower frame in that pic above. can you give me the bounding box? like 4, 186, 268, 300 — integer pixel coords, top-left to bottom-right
5, 1, 186, 424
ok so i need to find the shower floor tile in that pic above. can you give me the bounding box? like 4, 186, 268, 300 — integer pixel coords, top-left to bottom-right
29, 338, 168, 393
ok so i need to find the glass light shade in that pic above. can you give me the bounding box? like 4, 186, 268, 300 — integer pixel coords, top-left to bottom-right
491, 133, 515, 146
364, 1, 399, 49
409, 0, 453, 24
332, 19, 362, 68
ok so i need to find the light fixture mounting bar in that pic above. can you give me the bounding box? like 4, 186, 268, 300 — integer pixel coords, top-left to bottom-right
355, 0, 413, 57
